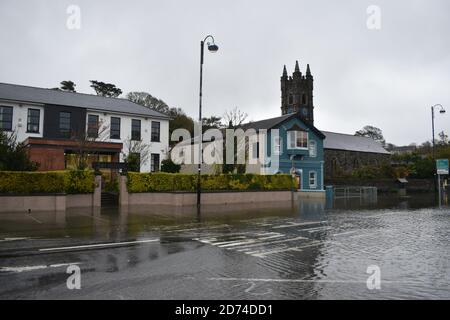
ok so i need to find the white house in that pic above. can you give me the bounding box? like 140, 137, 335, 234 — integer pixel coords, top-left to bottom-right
0, 82, 170, 172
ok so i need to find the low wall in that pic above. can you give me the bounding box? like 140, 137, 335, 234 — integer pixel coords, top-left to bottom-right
0, 194, 66, 213
128, 190, 293, 207
0, 176, 102, 213
66, 194, 94, 209
297, 190, 326, 199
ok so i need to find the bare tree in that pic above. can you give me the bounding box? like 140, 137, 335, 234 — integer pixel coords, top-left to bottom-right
71, 120, 110, 170
121, 138, 151, 172
223, 107, 248, 128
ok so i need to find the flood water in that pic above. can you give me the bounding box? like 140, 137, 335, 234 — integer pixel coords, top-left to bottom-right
0, 193, 449, 299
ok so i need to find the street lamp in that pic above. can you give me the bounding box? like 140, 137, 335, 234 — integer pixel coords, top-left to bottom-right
197, 35, 219, 211
431, 104, 445, 161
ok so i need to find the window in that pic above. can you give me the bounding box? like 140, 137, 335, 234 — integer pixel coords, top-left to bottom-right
302, 94, 307, 104
87, 114, 99, 138
288, 94, 293, 104
288, 130, 308, 149
131, 119, 141, 141
309, 171, 317, 188
273, 136, 282, 155
26, 109, 40, 133
151, 121, 160, 142
59, 111, 71, 138
110, 117, 121, 139
309, 140, 317, 157
0, 106, 13, 131
151, 153, 160, 172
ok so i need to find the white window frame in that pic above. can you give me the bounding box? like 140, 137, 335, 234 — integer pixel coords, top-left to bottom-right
309, 171, 317, 188
309, 140, 317, 157
287, 130, 308, 149
273, 136, 282, 155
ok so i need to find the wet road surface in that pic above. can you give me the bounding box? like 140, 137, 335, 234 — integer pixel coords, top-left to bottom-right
0, 195, 449, 299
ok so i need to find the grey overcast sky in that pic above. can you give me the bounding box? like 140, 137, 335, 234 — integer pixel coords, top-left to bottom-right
0, 0, 449, 145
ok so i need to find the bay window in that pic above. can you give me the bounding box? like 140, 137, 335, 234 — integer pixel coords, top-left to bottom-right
288, 130, 308, 149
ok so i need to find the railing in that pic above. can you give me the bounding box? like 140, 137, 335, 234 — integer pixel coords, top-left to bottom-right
333, 186, 377, 199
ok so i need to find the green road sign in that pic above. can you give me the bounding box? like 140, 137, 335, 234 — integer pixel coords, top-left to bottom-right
436, 159, 449, 175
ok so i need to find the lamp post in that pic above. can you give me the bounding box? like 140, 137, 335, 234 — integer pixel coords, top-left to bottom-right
431, 104, 446, 202
431, 104, 446, 161
197, 35, 219, 212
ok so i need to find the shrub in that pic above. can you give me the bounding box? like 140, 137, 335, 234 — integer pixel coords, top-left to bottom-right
0, 170, 94, 194
161, 158, 181, 173
64, 170, 95, 194
127, 172, 294, 193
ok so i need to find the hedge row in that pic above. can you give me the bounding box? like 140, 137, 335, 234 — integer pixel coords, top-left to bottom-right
0, 170, 95, 194
127, 172, 294, 193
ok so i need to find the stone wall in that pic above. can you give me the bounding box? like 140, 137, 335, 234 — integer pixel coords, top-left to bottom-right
324, 149, 391, 178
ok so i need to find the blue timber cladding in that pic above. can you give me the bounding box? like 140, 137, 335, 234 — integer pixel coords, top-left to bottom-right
242, 112, 325, 191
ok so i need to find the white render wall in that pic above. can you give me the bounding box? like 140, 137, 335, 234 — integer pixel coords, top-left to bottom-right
86, 110, 169, 172
0, 99, 168, 173
0, 100, 45, 142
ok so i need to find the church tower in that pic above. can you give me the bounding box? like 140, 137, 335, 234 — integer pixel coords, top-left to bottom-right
280, 61, 314, 124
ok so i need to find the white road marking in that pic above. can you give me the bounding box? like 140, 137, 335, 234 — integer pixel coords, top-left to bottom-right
332, 231, 358, 237
0, 262, 81, 273
235, 236, 308, 251
39, 238, 159, 252
272, 221, 327, 229
0, 237, 35, 242
306, 226, 333, 233
248, 241, 323, 258
219, 234, 285, 248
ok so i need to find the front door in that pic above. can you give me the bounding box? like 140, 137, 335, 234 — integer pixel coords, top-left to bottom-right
296, 174, 301, 190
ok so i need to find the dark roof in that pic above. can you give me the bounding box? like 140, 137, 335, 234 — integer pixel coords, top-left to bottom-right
0, 82, 170, 119
321, 131, 390, 154
240, 112, 326, 139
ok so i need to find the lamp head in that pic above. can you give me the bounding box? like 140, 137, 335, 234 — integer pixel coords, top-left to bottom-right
440, 109, 446, 114
207, 43, 219, 53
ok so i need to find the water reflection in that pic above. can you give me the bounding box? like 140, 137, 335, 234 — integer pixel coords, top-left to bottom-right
0, 193, 449, 299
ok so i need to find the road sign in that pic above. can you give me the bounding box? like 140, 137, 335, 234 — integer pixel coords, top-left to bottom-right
436, 159, 449, 175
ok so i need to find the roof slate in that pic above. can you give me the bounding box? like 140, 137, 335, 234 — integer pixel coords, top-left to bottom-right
0, 82, 170, 119
321, 131, 390, 154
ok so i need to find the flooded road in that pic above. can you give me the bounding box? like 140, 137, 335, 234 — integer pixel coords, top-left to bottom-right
0, 194, 449, 299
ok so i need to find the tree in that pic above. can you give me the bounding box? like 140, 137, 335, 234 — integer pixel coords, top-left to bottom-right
122, 138, 151, 172
90, 80, 122, 97
355, 125, 386, 146
126, 92, 170, 114
223, 107, 248, 128
437, 131, 449, 146
168, 108, 195, 144
161, 158, 181, 173
202, 116, 222, 131
72, 124, 109, 170
60, 80, 76, 92
0, 130, 38, 171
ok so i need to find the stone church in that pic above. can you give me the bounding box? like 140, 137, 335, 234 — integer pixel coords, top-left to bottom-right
280, 61, 390, 178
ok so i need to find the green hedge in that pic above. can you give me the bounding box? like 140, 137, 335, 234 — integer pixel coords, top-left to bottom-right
127, 172, 294, 193
0, 170, 95, 194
